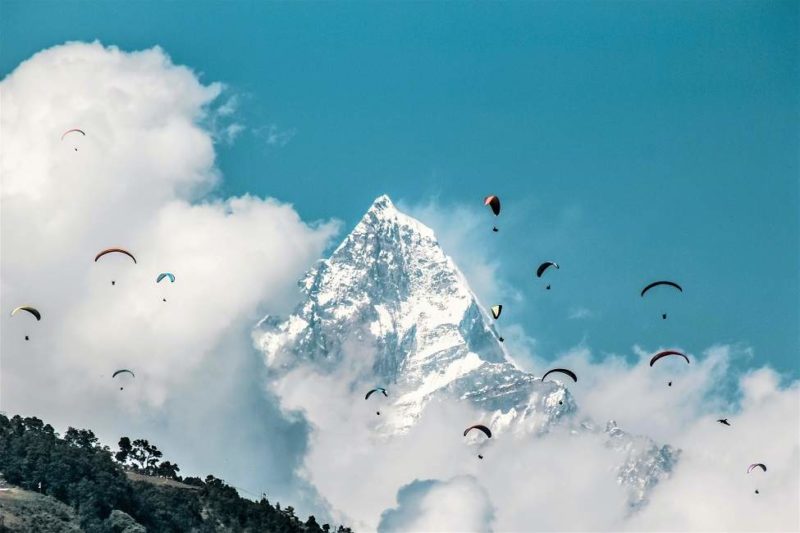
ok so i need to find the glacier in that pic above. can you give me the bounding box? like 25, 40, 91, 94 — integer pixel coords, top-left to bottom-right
255, 194, 678, 508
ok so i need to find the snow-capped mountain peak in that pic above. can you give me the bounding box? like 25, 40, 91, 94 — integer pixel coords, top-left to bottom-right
255, 195, 677, 506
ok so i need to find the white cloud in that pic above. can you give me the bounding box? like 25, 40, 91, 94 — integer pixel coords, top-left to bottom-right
568, 306, 592, 320
0, 41, 338, 513
269, 340, 799, 531
378, 476, 494, 533
256, 123, 297, 148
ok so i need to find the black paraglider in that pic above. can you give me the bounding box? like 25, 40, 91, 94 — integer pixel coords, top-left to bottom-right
113, 369, 135, 391
542, 368, 578, 383
641, 281, 683, 297
478, 454, 484, 460
536, 262, 559, 290
11, 307, 41, 342
668, 381, 672, 387
717, 419, 731, 426
464, 424, 492, 439
366, 388, 388, 416
649, 350, 690, 367
641, 280, 682, 320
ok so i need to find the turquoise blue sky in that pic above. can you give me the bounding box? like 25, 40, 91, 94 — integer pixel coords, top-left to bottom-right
3, 1, 798, 377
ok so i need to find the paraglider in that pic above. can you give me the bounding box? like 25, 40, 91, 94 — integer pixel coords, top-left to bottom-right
464, 424, 492, 459
717, 419, 731, 426
365, 387, 388, 415
11, 306, 41, 341
463, 424, 492, 439
365, 388, 388, 400
748, 463, 766, 494
112, 369, 135, 391
484, 195, 500, 232
541, 368, 577, 383
489, 305, 503, 342
61, 128, 85, 151
157, 273, 175, 301
641, 280, 682, 319
536, 262, 559, 290
61, 128, 85, 140
95, 248, 137, 264
10, 306, 41, 321
95, 248, 136, 285
650, 350, 689, 387
649, 350, 690, 367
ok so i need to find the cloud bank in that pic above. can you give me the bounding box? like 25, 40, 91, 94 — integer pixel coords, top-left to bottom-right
1, 41, 338, 511
269, 337, 798, 532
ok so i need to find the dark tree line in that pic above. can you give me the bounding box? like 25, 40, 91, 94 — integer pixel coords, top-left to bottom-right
0, 414, 352, 533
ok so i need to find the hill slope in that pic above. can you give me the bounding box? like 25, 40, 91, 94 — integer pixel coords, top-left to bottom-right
0, 414, 349, 533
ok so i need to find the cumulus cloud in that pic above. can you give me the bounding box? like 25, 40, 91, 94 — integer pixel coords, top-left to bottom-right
268, 337, 798, 532
1, 41, 338, 511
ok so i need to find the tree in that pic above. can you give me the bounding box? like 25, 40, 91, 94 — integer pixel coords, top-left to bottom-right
115, 437, 132, 465
305, 515, 324, 533
129, 439, 163, 473
155, 461, 180, 479
64, 427, 98, 449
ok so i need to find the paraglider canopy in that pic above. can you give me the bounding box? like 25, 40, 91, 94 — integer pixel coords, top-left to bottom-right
490, 305, 502, 320
61, 128, 86, 140
463, 424, 492, 439
10, 306, 41, 321
156, 272, 175, 283
365, 387, 388, 400
95, 248, 137, 264
541, 368, 577, 383
112, 369, 135, 379
649, 350, 690, 367
640, 281, 682, 297
536, 262, 559, 278
747, 463, 767, 473
483, 195, 500, 216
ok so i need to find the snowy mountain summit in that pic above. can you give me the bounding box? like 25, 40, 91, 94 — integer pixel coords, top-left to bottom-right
255, 195, 677, 506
